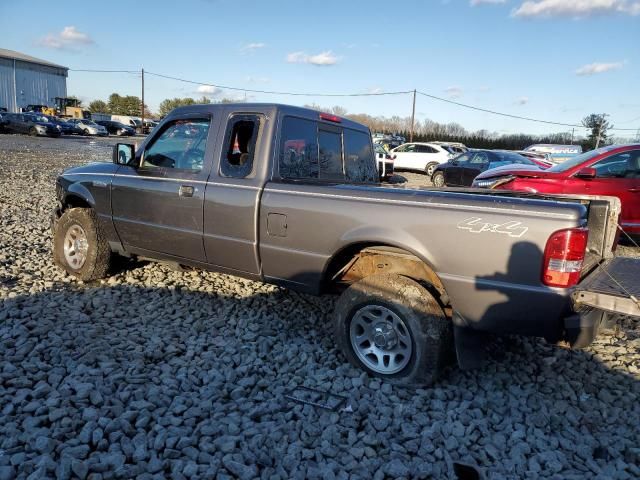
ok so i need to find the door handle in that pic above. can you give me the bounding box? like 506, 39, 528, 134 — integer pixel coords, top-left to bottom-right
628, 188, 640, 193
179, 185, 195, 197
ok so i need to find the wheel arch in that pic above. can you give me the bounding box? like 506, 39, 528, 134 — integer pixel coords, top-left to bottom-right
322, 240, 449, 307
62, 184, 96, 211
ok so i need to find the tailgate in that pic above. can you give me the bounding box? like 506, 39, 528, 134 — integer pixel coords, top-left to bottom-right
572, 257, 640, 317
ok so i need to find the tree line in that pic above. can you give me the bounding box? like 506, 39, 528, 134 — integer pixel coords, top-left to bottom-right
88, 94, 238, 119
307, 105, 619, 151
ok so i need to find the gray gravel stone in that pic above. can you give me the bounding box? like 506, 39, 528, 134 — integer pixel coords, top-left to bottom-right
0, 135, 638, 480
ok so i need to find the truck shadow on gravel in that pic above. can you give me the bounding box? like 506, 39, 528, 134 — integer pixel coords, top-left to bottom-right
0, 274, 639, 479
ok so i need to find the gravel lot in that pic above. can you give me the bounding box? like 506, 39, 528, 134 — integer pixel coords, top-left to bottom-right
1, 134, 639, 480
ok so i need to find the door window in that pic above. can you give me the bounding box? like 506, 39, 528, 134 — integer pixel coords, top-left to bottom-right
454, 153, 471, 163
221, 114, 261, 178
592, 151, 640, 178
470, 152, 489, 164
142, 119, 210, 171
417, 145, 438, 154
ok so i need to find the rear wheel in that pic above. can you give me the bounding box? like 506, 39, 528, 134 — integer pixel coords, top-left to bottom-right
29, 127, 38, 136
334, 274, 452, 385
83, 128, 90, 136
432, 171, 445, 187
53, 208, 112, 281
425, 162, 439, 177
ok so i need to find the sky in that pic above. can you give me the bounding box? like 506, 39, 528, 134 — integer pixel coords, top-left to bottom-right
1, 0, 639, 137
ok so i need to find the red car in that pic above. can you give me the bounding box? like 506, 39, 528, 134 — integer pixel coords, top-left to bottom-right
472, 144, 640, 236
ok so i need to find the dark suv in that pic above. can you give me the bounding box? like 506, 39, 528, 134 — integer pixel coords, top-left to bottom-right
3, 113, 61, 137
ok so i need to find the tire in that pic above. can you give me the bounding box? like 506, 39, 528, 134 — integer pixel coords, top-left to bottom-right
83, 128, 90, 136
29, 127, 38, 136
425, 162, 438, 177
334, 274, 452, 386
432, 171, 445, 187
53, 208, 112, 281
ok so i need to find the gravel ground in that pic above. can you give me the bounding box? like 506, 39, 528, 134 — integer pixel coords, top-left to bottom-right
0, 134, 639, 480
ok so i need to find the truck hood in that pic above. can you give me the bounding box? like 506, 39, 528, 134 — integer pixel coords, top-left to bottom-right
62, 162, 119, 177
474, 163, 551, 180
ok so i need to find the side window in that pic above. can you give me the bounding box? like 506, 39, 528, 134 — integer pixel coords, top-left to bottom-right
592, 151, 640, 179
405, 144, 416, 153
318, 129, 344, 180
143, 118, 210, 172
470, 152, 489, 164
345, 129, 378, 183
221, 114, 261, 178
394, 145, 406, 153
420, 146, 438, 154
455, 153, 471, 163
279, 117, 318, 179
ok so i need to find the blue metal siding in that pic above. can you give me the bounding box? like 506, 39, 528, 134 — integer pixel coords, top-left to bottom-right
0, 57, 16, 112
0, 58, 67, 113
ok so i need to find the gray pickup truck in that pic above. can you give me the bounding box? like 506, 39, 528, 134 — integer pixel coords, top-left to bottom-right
52, 103, 640, 385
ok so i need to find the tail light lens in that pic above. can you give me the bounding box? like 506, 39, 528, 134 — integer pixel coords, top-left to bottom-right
542, 228, 588, 288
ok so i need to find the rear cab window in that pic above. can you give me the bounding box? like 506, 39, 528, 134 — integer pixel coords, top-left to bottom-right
278, 115, 377, 184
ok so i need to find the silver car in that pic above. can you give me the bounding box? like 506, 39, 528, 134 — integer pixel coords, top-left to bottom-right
68, 119, 108, 136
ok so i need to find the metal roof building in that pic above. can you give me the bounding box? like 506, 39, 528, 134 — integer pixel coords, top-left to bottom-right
0, 48, 68, 113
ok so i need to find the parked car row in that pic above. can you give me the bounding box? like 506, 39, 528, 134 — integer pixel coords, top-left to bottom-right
473, 144, 640, 236
0, 112, 135, 137
430, 150, 547, 187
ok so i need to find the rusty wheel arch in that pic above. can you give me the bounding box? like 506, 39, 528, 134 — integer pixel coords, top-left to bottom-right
323, 243, 450, 309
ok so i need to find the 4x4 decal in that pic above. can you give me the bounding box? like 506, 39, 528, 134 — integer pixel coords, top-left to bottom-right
457, 217, 528, 238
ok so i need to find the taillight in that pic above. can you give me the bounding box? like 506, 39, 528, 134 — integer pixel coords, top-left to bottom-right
542, 228, 588, 288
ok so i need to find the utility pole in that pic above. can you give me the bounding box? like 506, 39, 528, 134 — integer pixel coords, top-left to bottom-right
409, 89, 416, 142
141, 67, 145, 135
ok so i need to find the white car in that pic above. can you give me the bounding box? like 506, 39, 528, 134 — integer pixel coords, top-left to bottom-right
390, 142, 454, 176
68, 119, 108, 136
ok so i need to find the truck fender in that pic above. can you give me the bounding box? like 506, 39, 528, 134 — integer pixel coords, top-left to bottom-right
64, 183, 96, 209
338, 225, 438, 272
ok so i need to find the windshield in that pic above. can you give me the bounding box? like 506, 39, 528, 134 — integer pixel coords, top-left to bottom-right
84, 120, 97, 126
547, 146, 618, 172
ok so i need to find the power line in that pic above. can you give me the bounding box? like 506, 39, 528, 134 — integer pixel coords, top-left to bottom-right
416, 91, 637, 132
145, 70, 413, 97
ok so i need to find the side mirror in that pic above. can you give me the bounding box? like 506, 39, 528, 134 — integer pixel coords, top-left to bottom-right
575, 167, 596, 179
113, 143, 135, 165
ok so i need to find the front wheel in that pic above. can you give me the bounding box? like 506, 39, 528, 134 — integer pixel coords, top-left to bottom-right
53, 208, 112, 281
334, 274, 452, 385
29, 127, 38, 136
432, 171, 445, 187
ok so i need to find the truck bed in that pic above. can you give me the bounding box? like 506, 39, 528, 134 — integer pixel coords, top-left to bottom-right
573, 257, 640, 317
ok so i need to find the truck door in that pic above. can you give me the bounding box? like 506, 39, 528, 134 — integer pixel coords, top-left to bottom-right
203, 109, 267, 275
111, 115, 215, 262
444, 152, 471, 186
